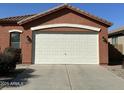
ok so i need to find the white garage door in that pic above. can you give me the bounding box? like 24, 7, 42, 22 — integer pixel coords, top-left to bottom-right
33, 32, 99, 64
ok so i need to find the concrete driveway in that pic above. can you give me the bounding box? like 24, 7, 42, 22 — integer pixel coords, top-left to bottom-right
3, 65, 124, 90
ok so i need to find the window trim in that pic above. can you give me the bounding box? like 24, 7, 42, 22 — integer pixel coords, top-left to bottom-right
9, 30, 22, 48
8, 29, 23, 33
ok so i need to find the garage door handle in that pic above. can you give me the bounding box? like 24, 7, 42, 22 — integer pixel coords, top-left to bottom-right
64, 53, 67, 56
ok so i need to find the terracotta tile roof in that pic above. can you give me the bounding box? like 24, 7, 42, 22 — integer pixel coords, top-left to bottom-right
109, 26, 124, 36
0, 14, 35, 23
18, 4, 113, 26
0, 4, 112, 27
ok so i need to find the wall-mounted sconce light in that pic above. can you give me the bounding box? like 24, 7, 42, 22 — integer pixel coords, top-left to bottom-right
102, 36, 108, 43
26, 36, 32, 44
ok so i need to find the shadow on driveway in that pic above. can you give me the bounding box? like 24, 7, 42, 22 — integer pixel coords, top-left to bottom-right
0, 68, 39, 89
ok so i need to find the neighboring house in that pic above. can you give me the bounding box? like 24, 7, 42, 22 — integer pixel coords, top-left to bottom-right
109, 26, 124, 54
108, 27, 124, 65
0, 4, 112, 65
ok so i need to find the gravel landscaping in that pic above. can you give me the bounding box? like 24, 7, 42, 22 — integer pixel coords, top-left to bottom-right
104, 65, 124, 79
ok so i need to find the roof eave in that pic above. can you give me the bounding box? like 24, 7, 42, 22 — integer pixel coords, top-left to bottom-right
17, 4, 68, 25
17, 4, 113, 27
109, 30, 124, 37
0, 21, 17, 24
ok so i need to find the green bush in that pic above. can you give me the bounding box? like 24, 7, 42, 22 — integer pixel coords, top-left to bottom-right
0, 47, 21, 74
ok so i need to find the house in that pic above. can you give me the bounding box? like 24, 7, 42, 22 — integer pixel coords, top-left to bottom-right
0, 4, 112, 64
108, 26, 124, 64
109, 26, 124, 54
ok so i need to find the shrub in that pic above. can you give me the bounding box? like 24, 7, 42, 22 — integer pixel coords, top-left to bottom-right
0, 47, 21, 74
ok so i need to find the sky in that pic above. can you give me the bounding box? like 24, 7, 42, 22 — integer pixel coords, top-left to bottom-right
0, 3, 124, 31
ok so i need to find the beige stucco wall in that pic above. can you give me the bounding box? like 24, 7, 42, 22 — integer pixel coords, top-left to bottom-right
109, 36, 124, 54
108, 38, 112, 44
118, 36, 124, 54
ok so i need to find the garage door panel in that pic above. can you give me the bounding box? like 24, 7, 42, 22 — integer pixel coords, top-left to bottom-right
33, 32, 99, 64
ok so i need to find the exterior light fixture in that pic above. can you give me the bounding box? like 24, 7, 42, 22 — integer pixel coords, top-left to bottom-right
102, 36, 108, 43
26, 36, 32, 43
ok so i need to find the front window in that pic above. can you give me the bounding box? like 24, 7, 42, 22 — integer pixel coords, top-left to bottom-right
112, 37, 118, 45
10, 32, 20, 48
